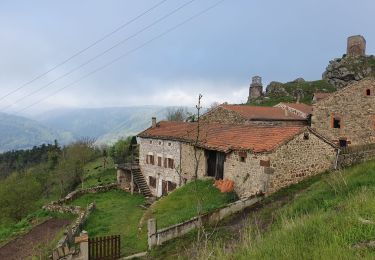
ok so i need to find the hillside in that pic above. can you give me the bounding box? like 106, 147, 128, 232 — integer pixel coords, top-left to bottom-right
249, 79, 336, 106
149, 161, 375, 259
35, 106, 194, 145
0, 113, 73, 152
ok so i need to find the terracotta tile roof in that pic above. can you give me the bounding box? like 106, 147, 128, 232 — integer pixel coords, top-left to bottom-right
313, 92, 331, 102
138, 121, 306, 153
277, 103, 313, 115
221, 105, 305, 121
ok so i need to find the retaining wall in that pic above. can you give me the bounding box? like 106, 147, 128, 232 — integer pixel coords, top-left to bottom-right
148, 196, 262, 248
338, 148, 375, 168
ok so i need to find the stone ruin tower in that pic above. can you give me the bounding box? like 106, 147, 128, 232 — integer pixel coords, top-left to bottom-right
247, 76, 263, 103
347, 35, 366, 57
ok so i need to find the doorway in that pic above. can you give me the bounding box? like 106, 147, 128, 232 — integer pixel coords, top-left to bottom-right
206, 150, 225, 180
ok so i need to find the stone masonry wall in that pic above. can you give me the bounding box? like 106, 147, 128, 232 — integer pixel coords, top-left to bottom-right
200, 107, 246, 124
312, 78, 375, 146
224, 152, 268, 198
139, 137, 182, 197
338, 148, 375, 168
267, 131, 337, 193
180, 143, 207, 181
223, 131, 336, 197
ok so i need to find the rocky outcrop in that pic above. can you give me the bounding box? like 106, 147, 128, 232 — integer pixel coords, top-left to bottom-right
265, 81, 288, 96
322, 55, 375, 89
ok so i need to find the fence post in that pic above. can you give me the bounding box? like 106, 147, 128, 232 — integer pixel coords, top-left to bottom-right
148, 218, 157, 249
75, 230, 89, 260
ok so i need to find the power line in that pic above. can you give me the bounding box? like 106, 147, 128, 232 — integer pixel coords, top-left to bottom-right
0, 0, 168, 103
15, 0, 226, 114
1, 0, 197, 112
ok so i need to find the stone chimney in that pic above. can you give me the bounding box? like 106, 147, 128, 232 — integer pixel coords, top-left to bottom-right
152, 117, 157, 128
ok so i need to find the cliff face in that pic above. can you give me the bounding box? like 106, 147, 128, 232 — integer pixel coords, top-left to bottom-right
322, 55, 375, 89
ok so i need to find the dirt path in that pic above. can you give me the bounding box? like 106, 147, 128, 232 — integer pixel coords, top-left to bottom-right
0, 218, 71, 260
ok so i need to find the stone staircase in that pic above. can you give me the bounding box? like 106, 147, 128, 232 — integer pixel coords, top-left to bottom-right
132, 167, 153, 197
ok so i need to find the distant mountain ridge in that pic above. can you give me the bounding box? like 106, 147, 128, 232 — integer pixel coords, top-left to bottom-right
0, 112, 74, 152
34, 106, 195, 146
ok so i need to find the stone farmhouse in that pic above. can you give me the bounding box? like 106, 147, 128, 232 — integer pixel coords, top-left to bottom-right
136, 120, 337, 198
311, 78, 375, 147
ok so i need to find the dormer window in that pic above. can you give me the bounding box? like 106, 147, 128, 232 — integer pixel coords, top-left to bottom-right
366, 89, 371, 96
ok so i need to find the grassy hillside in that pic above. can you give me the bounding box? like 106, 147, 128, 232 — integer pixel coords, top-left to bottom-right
144, 179, 237, 229
70, 190, 147, 255
0, 112, 73, 152
195, 161, 375, 259
249, 79, 336, 106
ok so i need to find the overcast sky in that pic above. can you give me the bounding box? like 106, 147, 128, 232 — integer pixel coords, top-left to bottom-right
0, 0, 374, 115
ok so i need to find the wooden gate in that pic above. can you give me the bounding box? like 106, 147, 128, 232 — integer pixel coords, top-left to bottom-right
88, 235, 121, 260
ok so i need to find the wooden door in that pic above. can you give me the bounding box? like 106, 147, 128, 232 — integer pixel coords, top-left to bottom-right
215, 152, 225, 180
207, 150, 217, 177
162, 180, 168, 196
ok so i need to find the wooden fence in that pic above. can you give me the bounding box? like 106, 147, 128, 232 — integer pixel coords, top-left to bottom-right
88, 235, 121, 260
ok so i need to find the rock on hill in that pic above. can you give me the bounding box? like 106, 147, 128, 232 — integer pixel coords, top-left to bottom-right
0, 113, 74, 152
323, 55, 375, 88
249, 79, 336, 106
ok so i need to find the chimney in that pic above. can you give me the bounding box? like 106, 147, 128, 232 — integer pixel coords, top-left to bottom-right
152, 117, 157, 128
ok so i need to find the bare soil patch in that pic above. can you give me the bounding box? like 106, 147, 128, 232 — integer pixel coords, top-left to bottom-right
0, 218, 70, 260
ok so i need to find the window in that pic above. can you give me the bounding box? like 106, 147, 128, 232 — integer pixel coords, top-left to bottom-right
149, 176, 156, 188
333, 117, 341, 129
260, 159, 270, 167
158, 141, 162, 145
339, 139, 348, 148
168, 181, 177, 192
149, 140, 152, 144
168, 142, 172, 146
239, 151, 247, 162
366, 89, 371, 96
157, 156, 162, 167
167, 158, 174, 169
303, 132, 310, 140
146, 154, 155, 165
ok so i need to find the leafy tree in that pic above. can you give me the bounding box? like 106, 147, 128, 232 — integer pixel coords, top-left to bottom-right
109, 137, 137, 164
166, 107, 188, 122
0, 173, 42, 223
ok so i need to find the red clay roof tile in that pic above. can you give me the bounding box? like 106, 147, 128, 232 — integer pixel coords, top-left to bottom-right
138, 121, 305, 153
221, 105, 305, 121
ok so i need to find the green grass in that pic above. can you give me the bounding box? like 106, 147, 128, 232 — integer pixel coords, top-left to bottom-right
146, 179, 238, 229
70, 190, 147, 255
83, 157, 116, 188
196, 160, 375, 259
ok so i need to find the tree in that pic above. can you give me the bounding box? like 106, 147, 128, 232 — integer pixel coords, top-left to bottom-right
166, 107, 188, 122
109, 137, 134, 164
0, 173, 42, 222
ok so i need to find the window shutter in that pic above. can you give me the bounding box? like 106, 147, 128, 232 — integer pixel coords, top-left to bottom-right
146, 155, 149, 164
164, 158, 168, 168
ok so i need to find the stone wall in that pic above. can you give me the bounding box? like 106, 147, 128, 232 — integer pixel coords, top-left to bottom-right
223, 152, 268, 198
200, 106, 246, 124
55, 183, 118, 204
222, 130, 336, 197
147, 196, 262, 248
139, 137, 182, 197
337, 148, 375, 168
180, 143, 207, 181
312, 78, 375, 146
267, 131, 337, 194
